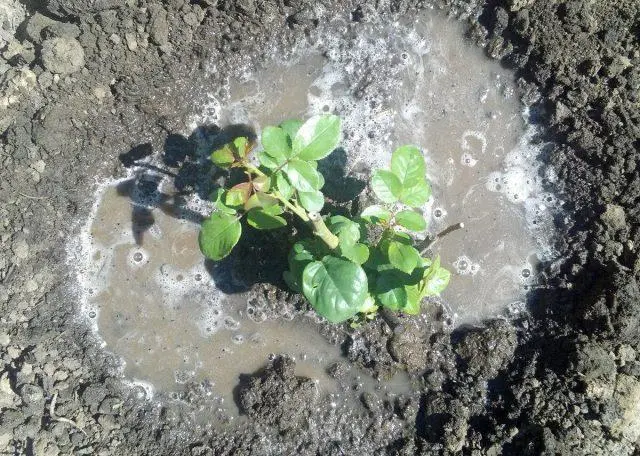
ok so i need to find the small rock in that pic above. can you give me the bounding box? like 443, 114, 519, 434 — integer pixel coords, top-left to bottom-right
0, 372, 18, 409
38, 71, 54, 89
611, 374, 640, 441
508, 0, 535, 12
7, 346, 21, 359
62, 358, 81, 371
25, 279, 38, 292
109, 33, 121, 45
0, 333, 10, 346
601, 204, 626, 231
31, 160, 46, 174
93, 87, 107, 100
618, 345, 637, 366
125, 33, 137, 51
20, 384, 44, 407
25, 12, 57, 43
40, 37, 85, 74
148, 5, 169, 46
0, 433, 11, 449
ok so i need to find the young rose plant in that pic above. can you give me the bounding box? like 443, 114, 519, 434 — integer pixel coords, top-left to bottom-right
198, 114, 450, 323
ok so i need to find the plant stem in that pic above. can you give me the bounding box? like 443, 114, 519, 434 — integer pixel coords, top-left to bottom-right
243, 162, 339, 250
420, 222, 465, 255
244, 163, 266, 177
308, 212, 340, 249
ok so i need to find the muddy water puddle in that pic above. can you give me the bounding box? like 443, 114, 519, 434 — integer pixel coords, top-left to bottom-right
74, 10, 559, 410
201, 12, 557, 324
81, 184, 408, 416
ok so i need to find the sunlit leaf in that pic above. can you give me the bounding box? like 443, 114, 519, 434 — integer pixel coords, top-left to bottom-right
258, 151, 279, 169
395, 210, 427, 231
233, 137, 250, 158
261, 126, 291, 161
360, 205, 392, 224
285, 158, 322, 192
302, 256, 368, 323
400, 180, 431, 207
199, 212, 242, 261
391, 145, 425, 188
276, 172, 293, 199
371, 170, 402, 203
247, 206, 287, 230
420, 256, 451, 297
252, 175, 270, 193
210, 144, 235, 168
387, 240, 421, 274
298, 190, 325, 212
225, 182, 251, 207
280, 119, 303, 142
292, 114, 342, 161
210, 188, 236, 215
244, 192, 279, 211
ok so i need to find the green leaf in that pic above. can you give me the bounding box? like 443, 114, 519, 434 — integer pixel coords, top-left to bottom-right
298, 190, 325, 212
388, 240, 421, 274
340, 242, 369, 265
247, 206, 287, 230
285, 159, 321, 192
280, 119, 303, 141
210, 188, 237, 215
420, 257, 451, 297
360, 205, 392, 224
225, 183, 251, 207
375, 271, 407, 311
210, 144, 235, 168
261, 126, 291, 161
258, 151, 279, 169
244, 192, 278, 211
302, 256, 368, 323
233, 137, 250, 158
395, 210, 427, 231
292, 114, 342, 161
275, 172, 293, 199
402, 284, 422, 314
327, 215, 362, 248
391, 145, 425, 188
400, 180, 432, 207
252, 175, 271, 193
375, 269, 423, 313
284, 241, 317, 292
371, 170, 402, 203
199, 212, 242, 261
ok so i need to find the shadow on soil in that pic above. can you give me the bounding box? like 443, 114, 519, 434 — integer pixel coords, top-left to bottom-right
117, 123, 366, 295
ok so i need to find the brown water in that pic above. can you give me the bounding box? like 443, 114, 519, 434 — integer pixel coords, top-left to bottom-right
79, 184, 409, 416
199, 13, 556, 323
73, 11, 558, 407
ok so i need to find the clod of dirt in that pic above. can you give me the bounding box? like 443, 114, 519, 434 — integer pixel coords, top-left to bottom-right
40, 37, 84, 74
454, 320, 517, 379
237, 356, 318, 433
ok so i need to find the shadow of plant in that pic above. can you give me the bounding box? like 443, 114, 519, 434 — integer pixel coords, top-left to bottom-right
117, 123, 367, 295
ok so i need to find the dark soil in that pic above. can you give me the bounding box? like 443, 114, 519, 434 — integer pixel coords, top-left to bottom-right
1, 0, 639, 454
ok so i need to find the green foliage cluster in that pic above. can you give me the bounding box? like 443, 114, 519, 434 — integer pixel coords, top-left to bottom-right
199, 115, 450, 323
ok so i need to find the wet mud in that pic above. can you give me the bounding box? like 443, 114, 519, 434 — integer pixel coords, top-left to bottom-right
1, 0, 640, 455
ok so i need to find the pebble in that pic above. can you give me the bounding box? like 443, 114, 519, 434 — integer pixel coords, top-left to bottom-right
0, 372, 18, 408
31, 160, 46, 174
93, 87, 107, 100
125, 33, 138, 51
0, 333, 10, 346
40, 37, 85, 74
13, 239, 29, 259
25, 279, 38, 292
7, 346, 21, 359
